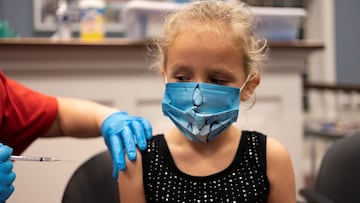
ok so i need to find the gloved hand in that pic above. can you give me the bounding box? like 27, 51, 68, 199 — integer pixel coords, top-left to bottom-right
101, 112, 152, 179
0, 144, 16, 203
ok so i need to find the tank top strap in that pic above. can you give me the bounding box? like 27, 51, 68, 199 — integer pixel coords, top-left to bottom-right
240, 130, 268, 173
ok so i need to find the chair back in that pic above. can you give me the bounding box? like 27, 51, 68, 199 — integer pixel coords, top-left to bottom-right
313, 132, 360, 203
62, 150, 119, 203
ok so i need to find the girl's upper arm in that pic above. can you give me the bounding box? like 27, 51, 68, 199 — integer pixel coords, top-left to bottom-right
118, 149, 147, 203
266, 137, 296, 203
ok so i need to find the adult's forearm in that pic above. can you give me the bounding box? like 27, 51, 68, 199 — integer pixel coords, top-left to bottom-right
43, 97, 118, 138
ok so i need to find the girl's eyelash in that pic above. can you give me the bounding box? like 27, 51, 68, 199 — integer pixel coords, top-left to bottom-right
175, 75, 190, 81
211, 78, 228, 84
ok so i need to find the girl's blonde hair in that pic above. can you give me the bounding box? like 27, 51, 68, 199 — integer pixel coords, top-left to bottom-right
149, 0, 268, 76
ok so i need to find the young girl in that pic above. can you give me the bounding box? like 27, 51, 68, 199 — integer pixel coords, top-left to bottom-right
119, 1, 296, 202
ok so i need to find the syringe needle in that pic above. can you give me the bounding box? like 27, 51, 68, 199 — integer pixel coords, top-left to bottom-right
10, 155, 59, 162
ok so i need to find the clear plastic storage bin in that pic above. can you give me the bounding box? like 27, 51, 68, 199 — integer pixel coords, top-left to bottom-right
251, 7, 307, 40
123, 1, 307, 41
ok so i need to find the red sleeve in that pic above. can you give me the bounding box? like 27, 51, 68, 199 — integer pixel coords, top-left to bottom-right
0, 71, 58, 155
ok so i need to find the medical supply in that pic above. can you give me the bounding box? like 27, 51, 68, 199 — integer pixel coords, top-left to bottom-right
10, 155, 64, 162
52, 0, 72, 40
100, 111, 153, 179
79, 0, 106, 41
162, 82, 240, 142
0, 20, 16, 38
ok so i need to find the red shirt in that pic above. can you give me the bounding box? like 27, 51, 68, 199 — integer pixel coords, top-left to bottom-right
0, 71, 58, 155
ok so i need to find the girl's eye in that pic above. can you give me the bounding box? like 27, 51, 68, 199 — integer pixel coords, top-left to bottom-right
175, 75, 190, 82
210, 78, 228, 85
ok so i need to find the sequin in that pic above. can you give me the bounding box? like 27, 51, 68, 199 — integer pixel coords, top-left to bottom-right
142, 131, 269, 202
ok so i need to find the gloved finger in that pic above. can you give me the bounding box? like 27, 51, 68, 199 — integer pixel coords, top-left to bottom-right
121, 125, 137, 161
138, 117, 153, 140
0, 184, 14, 202
111, 138, 124, 180
130, 121, 147, 151
108, 135, 125, 174
0, 161, 13, 173
0, 145, 12, 162
112, 162, 119, 180
0, 171, 15, 187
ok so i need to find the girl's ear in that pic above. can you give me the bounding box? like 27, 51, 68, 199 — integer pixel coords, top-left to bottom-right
240, 72, 260, 101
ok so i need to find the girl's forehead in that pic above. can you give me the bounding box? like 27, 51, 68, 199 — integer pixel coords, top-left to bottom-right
166, 28, 246, 72
179, 22, 232, 38
174, 28, 240, 53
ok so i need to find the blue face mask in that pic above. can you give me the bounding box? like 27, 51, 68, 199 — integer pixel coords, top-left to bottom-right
162, 82, 242, 142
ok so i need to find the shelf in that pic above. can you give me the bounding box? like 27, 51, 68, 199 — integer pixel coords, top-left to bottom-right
0, 38, 324, 74
0, 38, 324, 49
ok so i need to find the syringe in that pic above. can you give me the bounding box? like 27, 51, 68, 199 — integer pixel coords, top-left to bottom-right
10, 155, 60, 162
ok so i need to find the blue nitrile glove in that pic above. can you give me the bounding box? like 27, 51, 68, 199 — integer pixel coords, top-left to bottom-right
101, 112, 152, 179
0, 144, 16, 203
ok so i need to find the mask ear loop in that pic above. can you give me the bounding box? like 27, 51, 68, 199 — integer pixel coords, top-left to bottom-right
240, 73, 257, 110
240, 74, 252, 91
237, 73, 255, 130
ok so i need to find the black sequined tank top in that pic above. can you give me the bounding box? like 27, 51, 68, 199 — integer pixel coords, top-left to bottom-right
141, 130, 270, 203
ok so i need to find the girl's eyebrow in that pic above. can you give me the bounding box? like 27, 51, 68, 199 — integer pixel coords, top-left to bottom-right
169, 63, 237, 77
169, 64, 193, 73
208, 65, 235, 75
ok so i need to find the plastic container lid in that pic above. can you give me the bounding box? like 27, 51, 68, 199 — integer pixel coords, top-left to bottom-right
78, 0, 105, 8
